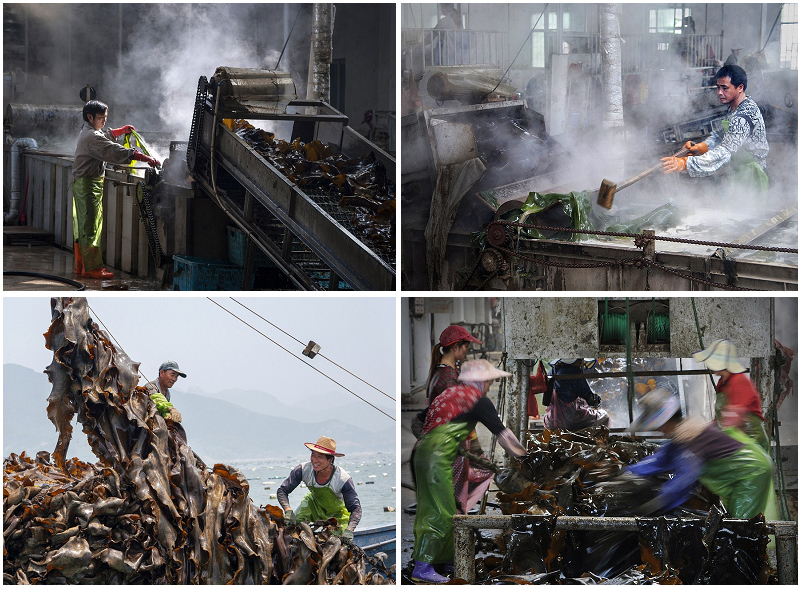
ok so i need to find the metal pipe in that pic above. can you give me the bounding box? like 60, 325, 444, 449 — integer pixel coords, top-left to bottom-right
5, 137, 39, 224
306, 3, 334, 103
453, 514, 798, 583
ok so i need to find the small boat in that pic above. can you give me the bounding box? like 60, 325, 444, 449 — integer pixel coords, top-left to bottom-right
391, 486, 396, 492
382, 473, 387, 477
354, 523, 395, 569
368, 475, 376, 478
365, 481, 375, 485
269, 494, 277, 499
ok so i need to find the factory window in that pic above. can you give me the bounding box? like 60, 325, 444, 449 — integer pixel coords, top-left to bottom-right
780, 3, 798, 69
648, 7, 691, 34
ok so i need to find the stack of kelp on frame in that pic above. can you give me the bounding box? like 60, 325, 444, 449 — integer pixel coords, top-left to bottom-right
3, 298, 394, 585
464, 426, 776, 584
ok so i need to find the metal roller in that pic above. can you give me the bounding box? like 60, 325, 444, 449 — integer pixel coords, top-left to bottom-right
4, 104, 83, 140
209, 67, 297, 116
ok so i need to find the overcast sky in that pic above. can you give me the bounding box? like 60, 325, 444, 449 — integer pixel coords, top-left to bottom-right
3, 295, 396, 418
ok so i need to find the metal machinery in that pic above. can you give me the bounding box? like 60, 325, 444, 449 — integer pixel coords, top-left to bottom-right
450, 297, 797, 583
187, 67, 395, 291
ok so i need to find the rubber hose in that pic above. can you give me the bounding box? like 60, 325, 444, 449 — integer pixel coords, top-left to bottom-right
3, 271, 86, 290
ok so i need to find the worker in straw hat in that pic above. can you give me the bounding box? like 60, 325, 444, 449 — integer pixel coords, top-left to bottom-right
693, 339, 770, 453
622, 389, 777, 521
277, 436, 361, 541
411, 359, 527, 584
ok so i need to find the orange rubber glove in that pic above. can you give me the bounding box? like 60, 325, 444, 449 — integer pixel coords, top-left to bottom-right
683, 140, 708, 155
661, 156, 688, 173
111, 125, 136, 139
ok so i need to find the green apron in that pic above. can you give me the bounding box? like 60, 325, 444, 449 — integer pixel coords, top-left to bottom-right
721, 118, 769, 194
72, 176, 106, 270
715, 391, 770, 454
294, 476, 350, 532
412, 420, 474, 565
699, 426, 778, 521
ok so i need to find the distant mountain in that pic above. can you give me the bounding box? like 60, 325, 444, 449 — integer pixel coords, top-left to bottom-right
184, 387, 394, 433
3, 364, 394, 464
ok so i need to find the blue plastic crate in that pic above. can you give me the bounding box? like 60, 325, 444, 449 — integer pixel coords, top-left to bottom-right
172, 255, 253, 291
227, 226, 274, 268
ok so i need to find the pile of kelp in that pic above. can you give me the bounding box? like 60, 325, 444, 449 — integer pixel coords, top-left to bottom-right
468, 426, 775, 584
3, 298, 394, 585
232, 120, 395, 261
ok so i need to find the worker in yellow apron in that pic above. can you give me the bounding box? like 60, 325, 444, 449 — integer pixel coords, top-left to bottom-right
72, 100, 160, 278
276, 436, 361, 541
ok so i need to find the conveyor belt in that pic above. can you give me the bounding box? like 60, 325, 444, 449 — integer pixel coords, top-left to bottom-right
188, 75, 395, 291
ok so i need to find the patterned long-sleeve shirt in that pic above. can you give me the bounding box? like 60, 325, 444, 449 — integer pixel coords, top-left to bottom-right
686, 97, 768, 177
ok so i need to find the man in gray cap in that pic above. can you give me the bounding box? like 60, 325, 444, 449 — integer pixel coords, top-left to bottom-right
145, 361, 186, 424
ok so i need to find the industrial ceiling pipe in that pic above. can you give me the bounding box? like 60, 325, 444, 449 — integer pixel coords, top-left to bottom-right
5, 137, 38, 224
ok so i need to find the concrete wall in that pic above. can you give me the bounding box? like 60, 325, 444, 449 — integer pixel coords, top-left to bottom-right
503, 296, 774, 360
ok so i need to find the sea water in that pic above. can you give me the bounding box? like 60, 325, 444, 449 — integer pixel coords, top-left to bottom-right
227, 450, 397, 529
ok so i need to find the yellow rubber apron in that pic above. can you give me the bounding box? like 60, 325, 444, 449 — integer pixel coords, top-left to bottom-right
72, 176, 106, 270
294, 476, 350, 532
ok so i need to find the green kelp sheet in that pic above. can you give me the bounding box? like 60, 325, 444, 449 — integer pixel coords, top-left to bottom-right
492, 190, 681, 242
3, 298, 394, 585
466, 427, 775, 584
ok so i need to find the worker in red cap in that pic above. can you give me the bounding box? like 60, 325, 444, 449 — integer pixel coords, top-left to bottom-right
72, 100, 160, 279
277, 436, 361, 541
412, 359, 527, 583
411, 324, 482, 439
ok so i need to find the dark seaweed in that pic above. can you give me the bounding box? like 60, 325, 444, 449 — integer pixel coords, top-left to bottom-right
3, 297, 394, 585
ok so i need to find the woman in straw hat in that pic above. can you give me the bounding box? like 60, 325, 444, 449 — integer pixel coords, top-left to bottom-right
277, 436, 361, 541
411, 359, 527, 584
623, 389, 776, 521
693, 339, 770, 453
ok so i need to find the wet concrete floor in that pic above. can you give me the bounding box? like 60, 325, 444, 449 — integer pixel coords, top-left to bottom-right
4, 242, 162, 291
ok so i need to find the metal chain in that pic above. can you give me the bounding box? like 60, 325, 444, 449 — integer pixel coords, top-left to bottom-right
643, 258, 760, 291
492, 243, 763, 291
493, 220, 798, 254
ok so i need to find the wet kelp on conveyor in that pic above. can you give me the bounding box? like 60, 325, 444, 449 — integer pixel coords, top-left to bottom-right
3, 298, 394, 584
469, 426, 775, 584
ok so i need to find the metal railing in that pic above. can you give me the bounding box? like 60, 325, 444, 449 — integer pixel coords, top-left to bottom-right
545, 32, 723, 74
453, 513, 797, 584
415, 28, 509, 70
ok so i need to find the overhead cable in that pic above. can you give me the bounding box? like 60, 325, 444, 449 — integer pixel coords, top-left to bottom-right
207, 298, 395, 422
230, 297, 395, 401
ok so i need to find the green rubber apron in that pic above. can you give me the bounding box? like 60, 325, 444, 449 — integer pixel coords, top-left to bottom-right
721, 118, 769, 193
699, 426, 778, 521
412, 420, 475, 565
715, 391, 770, 454
72, 176, 106, 270
294, 475, 350, 532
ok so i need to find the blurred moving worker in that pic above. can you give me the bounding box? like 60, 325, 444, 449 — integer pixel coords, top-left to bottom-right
73, 100, 161, 279
543, 359, 610, 431
412, 359, 527, 584
693, 339, 770, 453
661, 65, 768, 192
623, 389, 777, 520
277, 437, 361, 541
